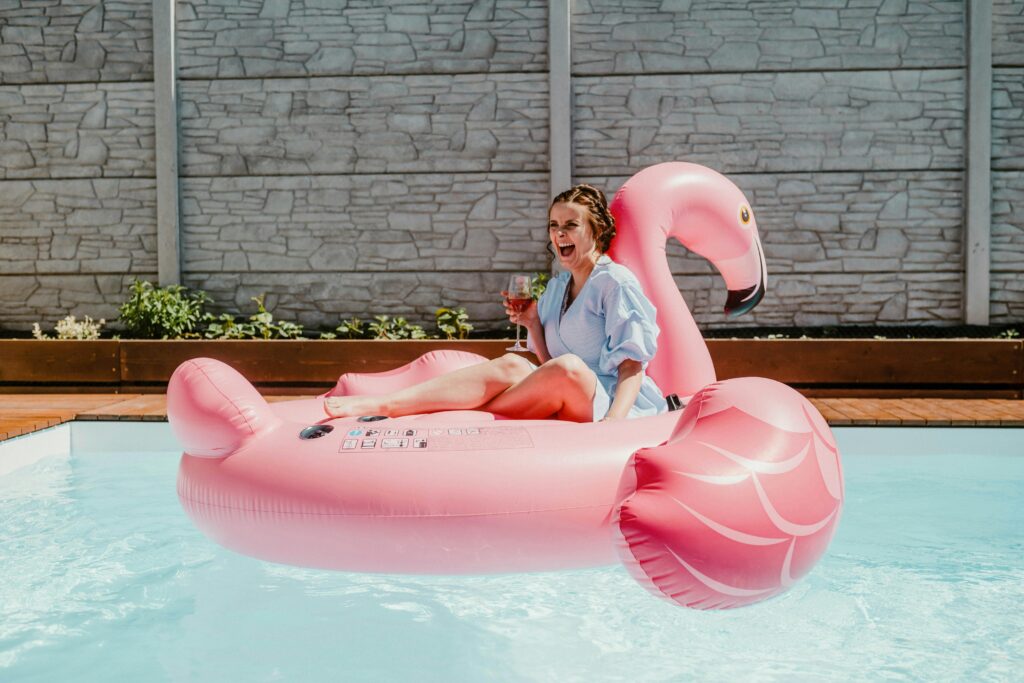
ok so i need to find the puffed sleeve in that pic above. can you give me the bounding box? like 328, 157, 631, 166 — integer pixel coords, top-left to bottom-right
599, 278, 660, 375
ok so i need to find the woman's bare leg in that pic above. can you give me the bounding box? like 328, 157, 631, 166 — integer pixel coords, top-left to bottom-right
482, 355, 597, 422
324, 353, 534, 418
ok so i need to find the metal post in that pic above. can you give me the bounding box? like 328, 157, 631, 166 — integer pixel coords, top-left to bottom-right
964, 0, 992, 325
548, 0, 572, 275
549, 0, 572, 199
153, 0, 181, 285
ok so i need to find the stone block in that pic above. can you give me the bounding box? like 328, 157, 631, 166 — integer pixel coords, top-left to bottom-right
993, 69, 1024, 170
0, 178, 156, 275
574, 71, 963, 176
177, 0, 546, 78
0, 83, 154, 179
586, 170, 963, 284
995, 0, 1024, 66
993, 171, 1024, 272
180, 173, 548, 281
0, 0, 153, 85
573, 0, 963, 74
180, 74, 547, 176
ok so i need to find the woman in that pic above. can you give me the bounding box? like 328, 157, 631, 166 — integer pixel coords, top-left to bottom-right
324, 184, 666, 422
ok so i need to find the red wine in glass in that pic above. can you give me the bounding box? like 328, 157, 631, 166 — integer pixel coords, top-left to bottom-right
506, 274, 532, 352
507, 298, 532, 313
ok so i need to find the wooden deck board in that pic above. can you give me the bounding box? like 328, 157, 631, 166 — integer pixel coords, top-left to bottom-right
0, 394, 1021, 443
76, 395, 168, 420
807, 399, 853, 425
0, 394, 134, 411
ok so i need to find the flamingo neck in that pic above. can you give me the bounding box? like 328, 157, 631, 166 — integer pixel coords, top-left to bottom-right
616, 238, 716, 400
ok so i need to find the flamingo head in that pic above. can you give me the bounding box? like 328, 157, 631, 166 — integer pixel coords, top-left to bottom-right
609, 162, 767, 319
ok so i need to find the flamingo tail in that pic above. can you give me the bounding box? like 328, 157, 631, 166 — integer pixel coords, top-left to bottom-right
167, 357, 280, 458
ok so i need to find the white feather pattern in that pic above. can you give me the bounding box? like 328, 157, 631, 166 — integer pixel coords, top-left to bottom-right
665, 545, 776, 598
780, 538, 797, 587
669, 496, 788, 546
812, 430, 843, 500
696, 439, 810, 475
752, 473, 838, 536
670, 470, 751, 486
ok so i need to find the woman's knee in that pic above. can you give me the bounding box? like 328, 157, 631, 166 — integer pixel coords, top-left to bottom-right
493, 353, 534, 383
543, 354, 593, 388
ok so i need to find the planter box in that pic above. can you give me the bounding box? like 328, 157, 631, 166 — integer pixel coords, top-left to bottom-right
709, 339, 1023, 397
0, 340, 119, 385
0, 338, 1021, 397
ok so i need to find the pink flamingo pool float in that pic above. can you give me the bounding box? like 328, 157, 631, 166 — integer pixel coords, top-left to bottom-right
168, 163, 844, 610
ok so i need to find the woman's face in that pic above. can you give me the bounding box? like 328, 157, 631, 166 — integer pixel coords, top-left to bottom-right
548, 202, 600, 270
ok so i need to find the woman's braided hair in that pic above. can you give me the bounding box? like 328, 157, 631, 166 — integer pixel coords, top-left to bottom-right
550, 184, 616, 253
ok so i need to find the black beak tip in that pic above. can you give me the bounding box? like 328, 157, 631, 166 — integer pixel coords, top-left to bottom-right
724, 282, 765, 318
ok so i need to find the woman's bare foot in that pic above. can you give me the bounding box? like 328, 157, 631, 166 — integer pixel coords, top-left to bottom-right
323, 395, 389, 418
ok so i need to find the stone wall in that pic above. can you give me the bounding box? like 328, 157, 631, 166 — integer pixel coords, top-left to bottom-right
174, 0, 552, 330
0, 0, 156, 328
0, 0, 152, 85
175, 0, 547, 78
992, 0, 1024, 323
0, 0, 1021, 332
180, 172, 549, 326
570, 0, 978, 328
177, 74, 548, 176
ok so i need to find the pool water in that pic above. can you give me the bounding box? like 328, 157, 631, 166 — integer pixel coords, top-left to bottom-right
1, 424, 1022, 682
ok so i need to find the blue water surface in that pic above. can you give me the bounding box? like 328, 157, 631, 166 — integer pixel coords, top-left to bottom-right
0, 426, 1021, 682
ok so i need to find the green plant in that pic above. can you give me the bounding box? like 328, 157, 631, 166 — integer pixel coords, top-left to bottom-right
118, 280, 211, 339
531, 272, 550, 300
435, 307, 473, 340
333, 317, 367, 339
249, 294, 304, 339
367, 315, 427, 340
32, 315, 106, 340
999, 328, 1020, 340
203, 294, 304, 340
202, 312, 249, 340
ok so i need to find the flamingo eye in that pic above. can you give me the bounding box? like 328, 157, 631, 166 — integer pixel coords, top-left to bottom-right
739, 206, 751, 224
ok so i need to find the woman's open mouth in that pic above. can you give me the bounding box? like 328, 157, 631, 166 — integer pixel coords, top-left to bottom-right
557, 242, 575, 258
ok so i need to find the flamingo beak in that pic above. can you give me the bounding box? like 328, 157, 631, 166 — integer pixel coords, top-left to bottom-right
724, 239, 766, 318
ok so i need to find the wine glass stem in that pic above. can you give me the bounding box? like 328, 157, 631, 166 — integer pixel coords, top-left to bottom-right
515, 323, 522, 347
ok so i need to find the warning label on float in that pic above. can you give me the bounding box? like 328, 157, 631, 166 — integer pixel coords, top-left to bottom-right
420, 426, 534, 452
339, 426, 534, 452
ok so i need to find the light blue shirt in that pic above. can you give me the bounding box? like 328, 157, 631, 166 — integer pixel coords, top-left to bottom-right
528, 255, 667, 419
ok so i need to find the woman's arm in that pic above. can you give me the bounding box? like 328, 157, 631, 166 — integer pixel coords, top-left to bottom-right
602, 359, 643, 420
523, 312, 551, 363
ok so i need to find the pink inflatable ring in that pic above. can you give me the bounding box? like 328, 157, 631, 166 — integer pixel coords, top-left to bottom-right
169, 163, 844, 610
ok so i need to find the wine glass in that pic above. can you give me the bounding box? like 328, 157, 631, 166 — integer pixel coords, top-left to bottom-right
505, 273, 533, 352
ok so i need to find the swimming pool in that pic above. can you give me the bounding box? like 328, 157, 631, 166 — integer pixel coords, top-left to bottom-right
1, 422, 1021, 682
